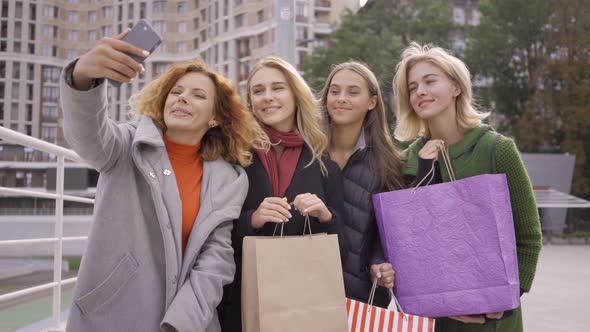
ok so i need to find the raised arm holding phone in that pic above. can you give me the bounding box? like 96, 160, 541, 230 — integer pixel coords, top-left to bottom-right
61, 24, 268, 332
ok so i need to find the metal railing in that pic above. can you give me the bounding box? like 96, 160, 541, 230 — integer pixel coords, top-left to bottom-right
0, 126, 93, 332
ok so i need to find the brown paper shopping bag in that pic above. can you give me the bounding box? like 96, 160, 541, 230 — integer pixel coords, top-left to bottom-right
241, 221, 348, 332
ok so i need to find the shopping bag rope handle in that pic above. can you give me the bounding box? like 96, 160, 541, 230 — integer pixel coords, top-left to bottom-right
272, 215, 313, 238
367, 278, 407, 318
411, 141, 456, 192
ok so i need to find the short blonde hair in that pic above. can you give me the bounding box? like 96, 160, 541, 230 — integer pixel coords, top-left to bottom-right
129, 58, 269, 167
246, 56, 329, 174
393, 42, 489, 141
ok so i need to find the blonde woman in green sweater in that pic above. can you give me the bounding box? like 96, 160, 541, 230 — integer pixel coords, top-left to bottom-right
392, 42, 542, 332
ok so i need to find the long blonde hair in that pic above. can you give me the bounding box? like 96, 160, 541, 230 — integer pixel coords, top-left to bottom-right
320, 62, 404, 191
129, 58, 269, 167
246, 56, 329, 175
393, 42, 489, 141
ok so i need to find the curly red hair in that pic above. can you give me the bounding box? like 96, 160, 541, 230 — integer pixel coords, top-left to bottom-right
129, 59, 269, 167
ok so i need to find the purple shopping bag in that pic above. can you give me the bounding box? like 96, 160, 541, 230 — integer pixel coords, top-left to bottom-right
372, 173, 520, 318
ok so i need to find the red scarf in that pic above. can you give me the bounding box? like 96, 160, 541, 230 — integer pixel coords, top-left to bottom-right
255, 125, 304, 197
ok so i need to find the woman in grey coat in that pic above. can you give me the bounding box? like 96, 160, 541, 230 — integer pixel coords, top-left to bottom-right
60, 30, 268, 331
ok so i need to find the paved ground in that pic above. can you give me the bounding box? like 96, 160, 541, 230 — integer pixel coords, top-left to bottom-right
522, 245, 590, 331
0, 244, 588, 331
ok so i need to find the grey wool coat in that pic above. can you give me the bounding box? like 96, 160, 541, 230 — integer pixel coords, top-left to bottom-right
60, 63, 247, 332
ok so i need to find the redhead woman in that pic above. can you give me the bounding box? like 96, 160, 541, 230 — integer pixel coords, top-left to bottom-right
320, 62, 404, 307
393, 42, 542, 332
60, 30, 268, 332
219, 57, 345, 331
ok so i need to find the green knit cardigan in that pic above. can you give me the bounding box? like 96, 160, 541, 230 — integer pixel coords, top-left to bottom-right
403, 124, 542, 292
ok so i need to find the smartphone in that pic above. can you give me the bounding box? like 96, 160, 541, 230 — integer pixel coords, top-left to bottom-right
108, 20, 162, 87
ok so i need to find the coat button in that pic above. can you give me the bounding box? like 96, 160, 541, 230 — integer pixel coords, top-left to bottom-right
166, 222, 171, 229
163, 169, 171, 176
149, 171, 156, 178
171, 275, 177, 284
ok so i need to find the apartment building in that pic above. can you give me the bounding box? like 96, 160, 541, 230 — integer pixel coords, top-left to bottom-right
0, 0, 359, 163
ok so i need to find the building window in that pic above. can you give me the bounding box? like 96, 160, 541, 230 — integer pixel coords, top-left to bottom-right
153, 1, 166, 13
43, 25, 57, 38
153, 20, 166, 34
469, 9, 481, 26
257, 33, 265, 47
28, 23, 35, 40
102, 25, 113, 37
14, 22, 22, 37
42, 45, 57, 57
12, 83, 19, 99
453, 7, 465, 25
140, 2, 146, 19
257, 10, 264, 23
102, 6, 113, 19
13, 62, 20, 79
178, 2, 187, 13
89, 11, 97, 22
68, 11, 78, 23
67, 49, 77, 59
88, 30, 97, 41
15, 1, 23, 19
234, 13, 245, 28
26, 103, 33, 120
29, 3, 37, 20
128, 3, 134, 19
177, 41, 186, 53
1, 1, 7, 18
43, 86, 58, 102
43, 67, 60, 83
43, 105, 57, 120
178, 22, 186, 33
68, 30, 78, 41
26, 84, 33, 101
42, 125, 57, 143
27, 63, 34, 80
43, 5, 58, 19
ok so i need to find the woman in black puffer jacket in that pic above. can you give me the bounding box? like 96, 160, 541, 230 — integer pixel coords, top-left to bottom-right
320, 62, 405, 307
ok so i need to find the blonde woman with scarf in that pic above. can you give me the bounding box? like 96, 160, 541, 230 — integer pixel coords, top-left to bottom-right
218, 57, 345, 332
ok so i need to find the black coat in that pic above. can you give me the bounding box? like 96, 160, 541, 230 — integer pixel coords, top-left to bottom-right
218, 146, 346, 332
338, 146, 390, 308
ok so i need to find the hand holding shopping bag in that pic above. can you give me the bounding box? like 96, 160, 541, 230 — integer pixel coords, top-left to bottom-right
347, 278, 435, 332
242, 216, 348, 332
372, 145, 520, 318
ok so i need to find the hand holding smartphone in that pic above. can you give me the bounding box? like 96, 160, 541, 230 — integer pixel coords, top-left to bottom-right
71, 20, 162, 90
108, 20, 162, 87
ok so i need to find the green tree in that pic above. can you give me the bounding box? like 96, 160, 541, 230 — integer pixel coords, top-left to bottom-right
517, 0, 590, 197
303, 0, 454, 123
466, 0, 554, 133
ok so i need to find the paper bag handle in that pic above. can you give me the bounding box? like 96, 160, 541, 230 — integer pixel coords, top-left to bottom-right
366, 278, 406, 318
272, 215, 313, 238
412, 141, 456, 192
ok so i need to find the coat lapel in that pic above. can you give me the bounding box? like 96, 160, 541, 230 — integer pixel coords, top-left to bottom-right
131, 115, 183, 272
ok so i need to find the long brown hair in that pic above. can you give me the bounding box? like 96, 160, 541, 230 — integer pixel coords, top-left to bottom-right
130, 58, 269, 167
320, 61, 404, 191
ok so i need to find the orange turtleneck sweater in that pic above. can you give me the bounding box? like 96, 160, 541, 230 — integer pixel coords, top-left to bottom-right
163, 134, 203, 255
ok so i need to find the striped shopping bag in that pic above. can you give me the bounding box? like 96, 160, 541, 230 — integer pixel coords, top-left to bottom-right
346, 298, 435, 332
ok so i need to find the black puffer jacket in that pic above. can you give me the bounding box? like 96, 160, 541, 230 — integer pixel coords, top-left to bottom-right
340, 144, 390, 307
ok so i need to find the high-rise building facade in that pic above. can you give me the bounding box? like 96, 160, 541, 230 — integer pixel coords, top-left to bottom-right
0, 0, 359, 162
